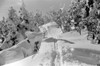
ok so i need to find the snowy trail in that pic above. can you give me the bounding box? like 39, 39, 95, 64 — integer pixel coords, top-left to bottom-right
3, 38, 97, 66
3, 27, 100, 66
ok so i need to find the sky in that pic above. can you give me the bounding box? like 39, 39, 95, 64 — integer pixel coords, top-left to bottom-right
0, 0, 71, 20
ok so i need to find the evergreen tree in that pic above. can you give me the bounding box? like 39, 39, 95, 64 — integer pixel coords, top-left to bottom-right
8, 7, 20, 26
34, 12, 44, 26
19, 1, 40, 32
48, 9, 65, 32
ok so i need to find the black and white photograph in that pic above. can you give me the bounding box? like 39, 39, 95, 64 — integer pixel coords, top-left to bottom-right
0, 0, 100, 66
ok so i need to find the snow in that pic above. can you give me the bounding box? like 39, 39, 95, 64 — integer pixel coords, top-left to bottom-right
2, 23, 100, 66
71, 26, 75, 30
0, 39, 2, 43
70, 48, 74, 52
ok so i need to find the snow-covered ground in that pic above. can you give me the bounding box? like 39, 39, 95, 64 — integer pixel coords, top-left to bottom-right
3, 24, 100, 66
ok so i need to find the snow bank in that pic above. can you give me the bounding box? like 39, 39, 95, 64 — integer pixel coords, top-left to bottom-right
0, 32, 43, 65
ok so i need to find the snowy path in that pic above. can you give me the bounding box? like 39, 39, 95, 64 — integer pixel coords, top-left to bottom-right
3, 39, 97, 66
3, 28, 100, 66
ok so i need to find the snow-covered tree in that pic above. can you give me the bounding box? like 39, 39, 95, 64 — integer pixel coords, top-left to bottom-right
19, 1, 40, 32
8, 7, 21, 26
33, 12, 44, 26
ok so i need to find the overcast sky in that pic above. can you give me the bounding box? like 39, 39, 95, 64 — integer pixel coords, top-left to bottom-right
0, 0, 71, 20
